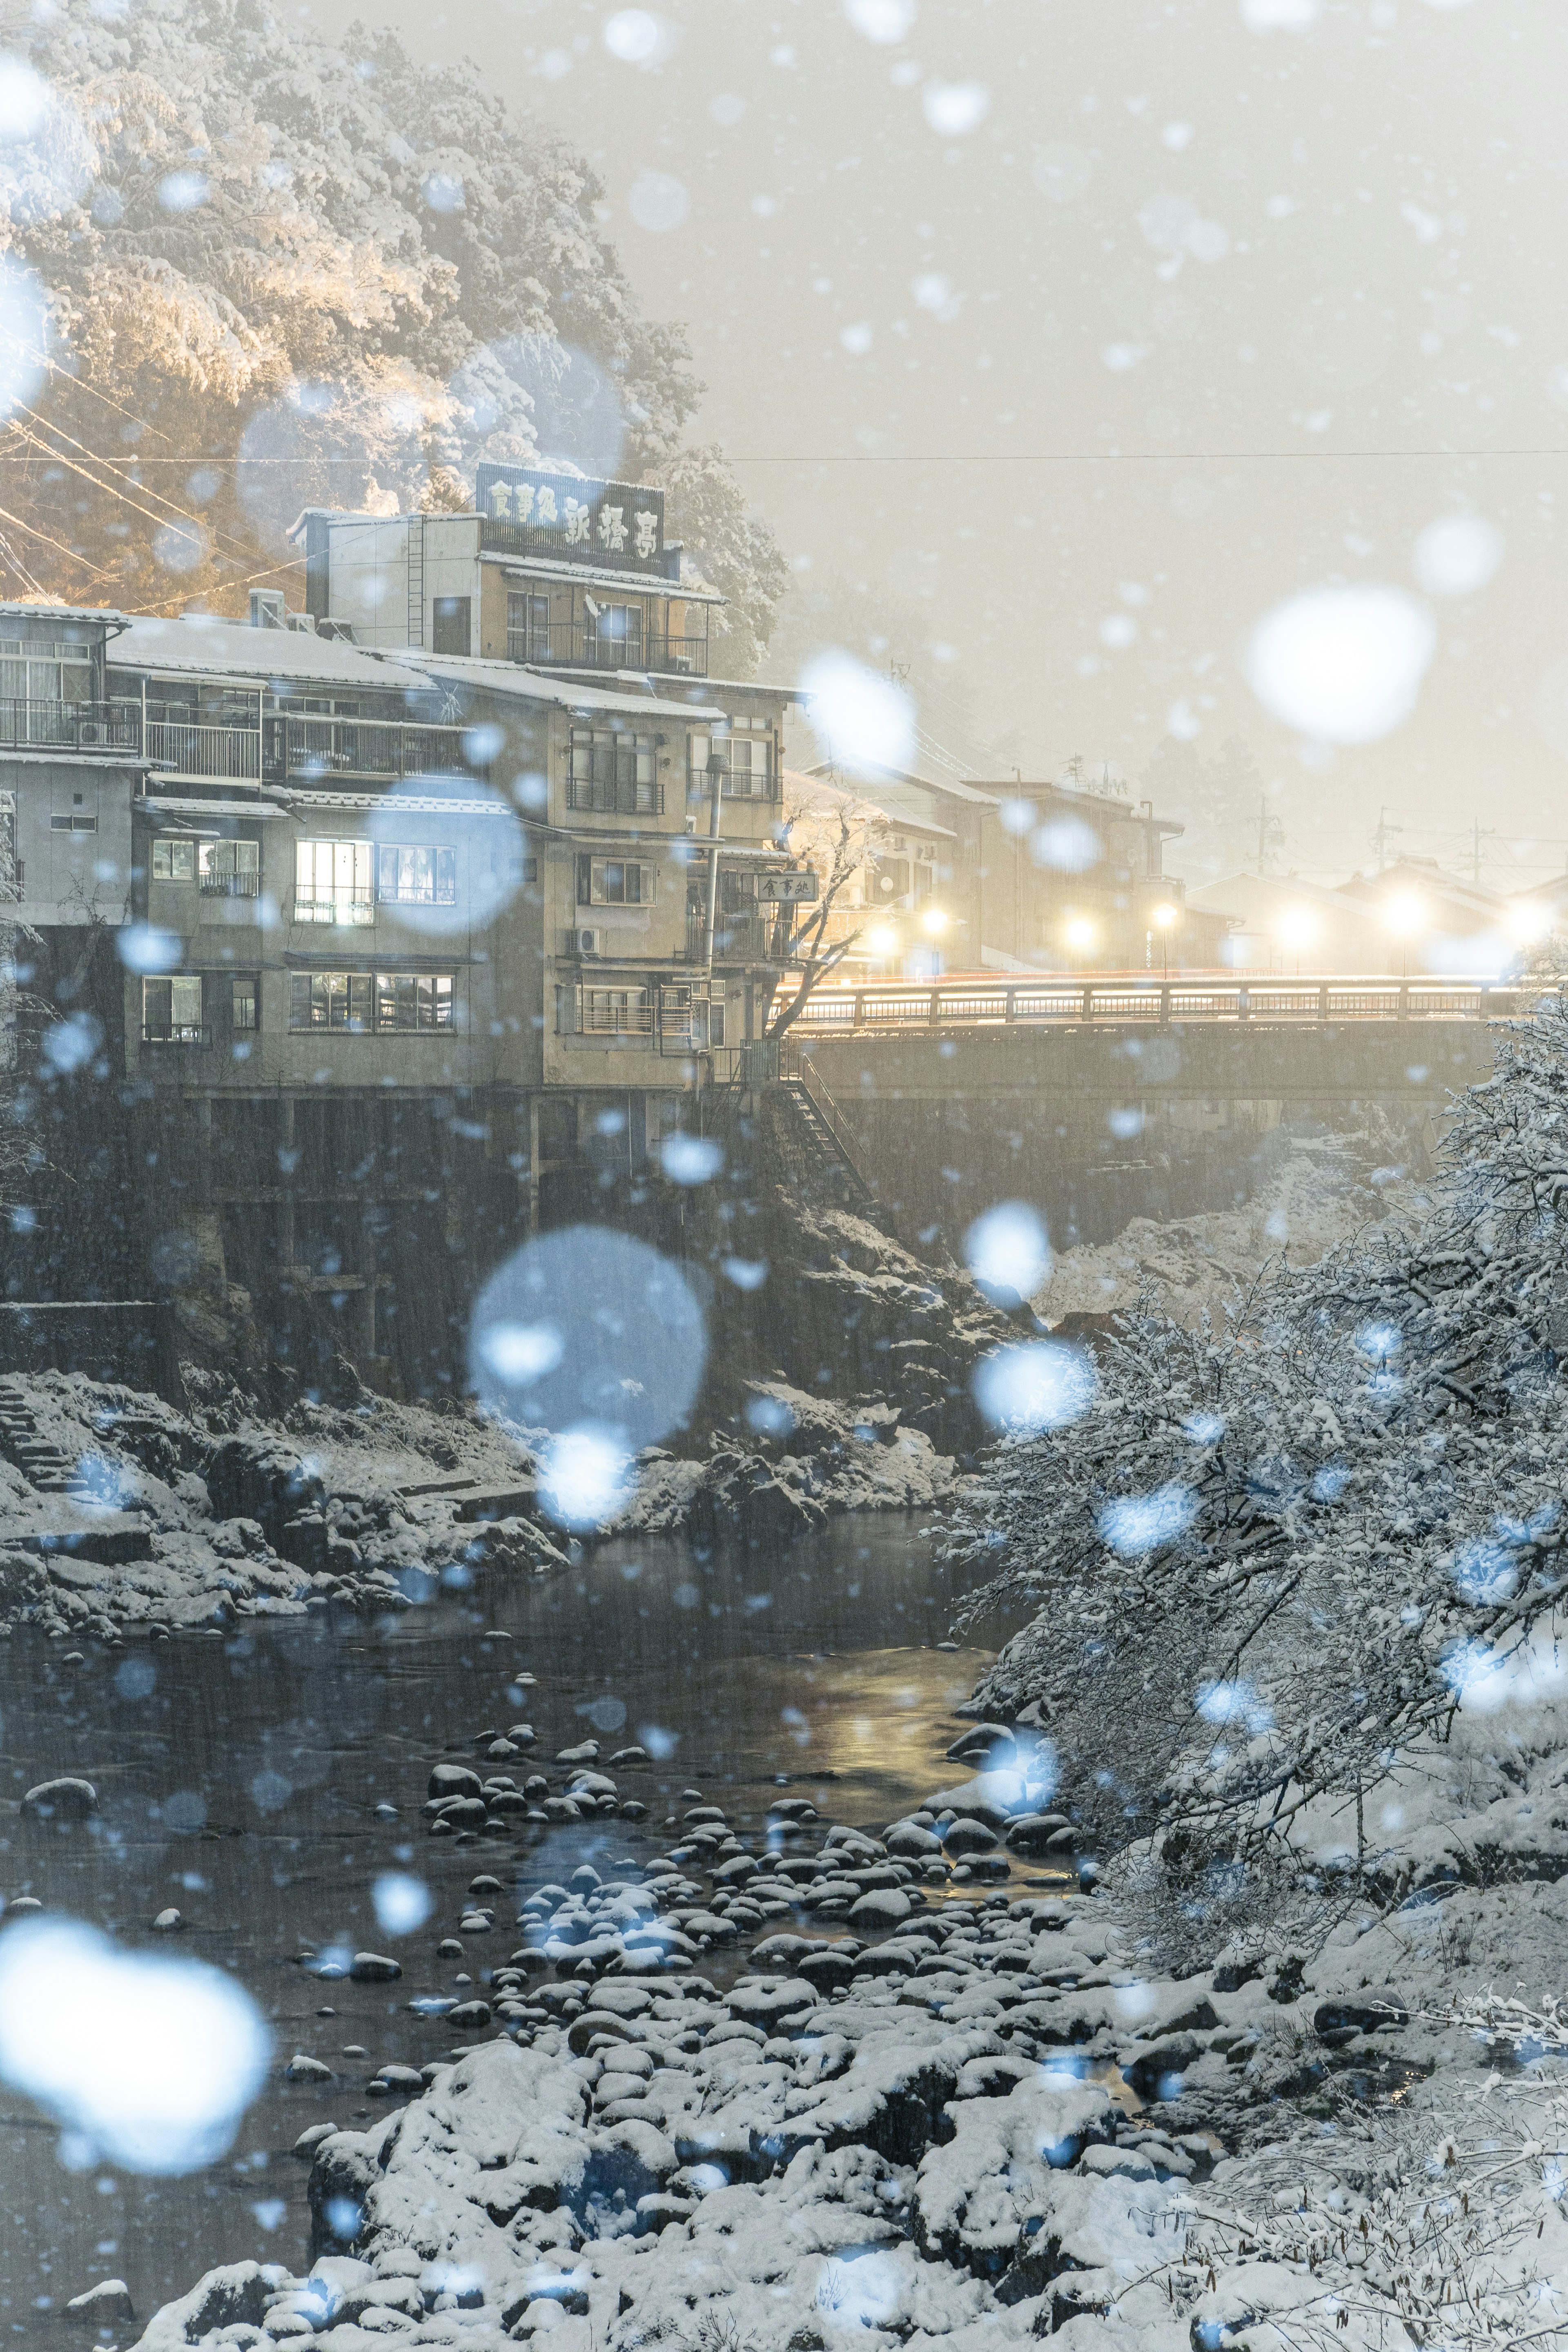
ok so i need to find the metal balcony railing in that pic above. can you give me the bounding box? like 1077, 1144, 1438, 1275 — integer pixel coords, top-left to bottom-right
145, 720, 261, 780
504, 616, 710, 679
142, 713, 481, 786
198, 870, 260, 898
278, 714, 480, 783
141, 1024, 211, 1047
0, 697, 140, 752
294, 891, 374, 927
565, 773, 665, 818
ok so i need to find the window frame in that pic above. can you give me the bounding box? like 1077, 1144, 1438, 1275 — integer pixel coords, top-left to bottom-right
577, 855, 655, 907
287, 971, 455, 1033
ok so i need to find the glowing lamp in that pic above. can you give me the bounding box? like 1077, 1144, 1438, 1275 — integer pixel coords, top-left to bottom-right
1151, 902, 1178, 930
1065, 917, 1097, 951
1382, 890, 1424, 936
920, 907, 949, 936
867, 924, 899, 955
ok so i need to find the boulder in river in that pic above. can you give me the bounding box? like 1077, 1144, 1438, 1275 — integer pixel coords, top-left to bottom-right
348, 1952, 402, 1982
849, 1887, 913, 1930
283, 2053, 335, 2083
64, 2278, 134, 2326
21, 1777, 97, 1822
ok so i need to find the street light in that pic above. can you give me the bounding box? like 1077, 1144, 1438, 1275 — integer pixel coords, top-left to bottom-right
1381, 889, 1424, 979
1276, 905, 1317, 975
920, 907, 949, 936
866, 923, 899, 959
1065, 915, 1097, 966
1150, 899, 1178, 978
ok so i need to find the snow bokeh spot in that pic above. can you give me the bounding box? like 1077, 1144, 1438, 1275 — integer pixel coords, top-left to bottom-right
964, 1200, 1050, 1306
1246, 586, 1437, 745
799, 650, 915, 773
662, 1133, 724, 1186
537, 1427, 635, 1531
1098, 1482, 1198, 1555
0, 1918, 269, 2173
372, 1873, 433, 1935
629, 171, 689, 233
1413, 514, 1503, 597
1031, 815, 1101, 872
973, 1340, 1096, 1435
0, 256, 47, 422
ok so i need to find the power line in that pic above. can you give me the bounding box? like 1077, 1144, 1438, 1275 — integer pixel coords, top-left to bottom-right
731, 447, 1568, 466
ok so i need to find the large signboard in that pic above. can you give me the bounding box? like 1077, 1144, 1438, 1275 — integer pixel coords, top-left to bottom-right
755, 870, 820, 904
474, 466, 666, 576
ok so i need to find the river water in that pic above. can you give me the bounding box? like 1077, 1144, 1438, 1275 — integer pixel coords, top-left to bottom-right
0, 1513, 1025, 2337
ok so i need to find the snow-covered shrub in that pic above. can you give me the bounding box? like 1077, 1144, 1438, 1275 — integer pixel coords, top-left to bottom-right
951, 991, 1568, 1943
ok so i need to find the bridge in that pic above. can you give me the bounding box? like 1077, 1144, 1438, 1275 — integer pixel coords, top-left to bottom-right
782, 971, 1533, 1036
780, 972, 1527, 1250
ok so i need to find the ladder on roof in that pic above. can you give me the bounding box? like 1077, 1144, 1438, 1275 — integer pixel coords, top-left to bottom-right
406, 514, 425, 649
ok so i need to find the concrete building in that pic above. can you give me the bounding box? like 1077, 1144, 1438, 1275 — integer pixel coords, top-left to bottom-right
0, 469, 807, 1390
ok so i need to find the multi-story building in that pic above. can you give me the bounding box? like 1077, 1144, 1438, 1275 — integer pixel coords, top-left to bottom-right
0, 468, 806, 1389
788, 760, 1229, 974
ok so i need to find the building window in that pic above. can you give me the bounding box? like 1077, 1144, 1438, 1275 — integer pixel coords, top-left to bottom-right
432, 597, 472, 657
296, 838, 373, 925
567, 728, 662, 816
230, 975, 258, 1031
377, 844, 457, 905
199, 840, 260, 897
142, 974, 205, 1044
0, 639, 94, 704
153, 837, 198, 881
51, 812, 98, 834
288, 971, 453, 1031
374, 972, 454, 1029
689, 725, 775, 800
586, 601, 644, 667
506, 591, 550, 664
577, 855, 655, 907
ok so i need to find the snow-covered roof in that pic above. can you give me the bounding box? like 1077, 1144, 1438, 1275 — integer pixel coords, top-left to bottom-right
781, 768, 957, 841
406, 653, 727, 724
483, 551, 726, 606
108, 615, 433, 693
0, 601, 132, 632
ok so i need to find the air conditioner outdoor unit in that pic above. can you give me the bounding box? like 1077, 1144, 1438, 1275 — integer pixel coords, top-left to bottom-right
568, 927, 601, 958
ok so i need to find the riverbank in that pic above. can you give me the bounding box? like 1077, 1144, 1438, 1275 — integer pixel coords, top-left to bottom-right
120, 1666, 1568, 2351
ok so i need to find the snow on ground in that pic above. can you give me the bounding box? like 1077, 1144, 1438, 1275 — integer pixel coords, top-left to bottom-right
1034, 1136, 1425, 1330
0, 1368, 966, 1641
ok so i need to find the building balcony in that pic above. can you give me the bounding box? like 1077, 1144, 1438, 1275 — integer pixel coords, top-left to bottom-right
294, 892, 374, 927
504, 617, 710, 679
141, 712, 483, 788
141, 1023, 211, 1047
0, 697, 141, 754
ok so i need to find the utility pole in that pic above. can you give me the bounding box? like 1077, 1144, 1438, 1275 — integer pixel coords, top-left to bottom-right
1373, 806, 1402, 874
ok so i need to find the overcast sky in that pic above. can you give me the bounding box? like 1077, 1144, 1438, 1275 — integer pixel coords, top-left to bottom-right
314, 0, 1568, 890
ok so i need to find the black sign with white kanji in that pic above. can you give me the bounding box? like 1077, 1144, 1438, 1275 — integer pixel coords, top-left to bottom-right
474, 467, 666, 575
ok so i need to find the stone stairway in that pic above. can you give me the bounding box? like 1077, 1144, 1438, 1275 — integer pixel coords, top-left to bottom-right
0, 1376, 86, 1493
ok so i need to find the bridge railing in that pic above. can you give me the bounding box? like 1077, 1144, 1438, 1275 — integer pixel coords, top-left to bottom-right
777, 972, 1548, 1034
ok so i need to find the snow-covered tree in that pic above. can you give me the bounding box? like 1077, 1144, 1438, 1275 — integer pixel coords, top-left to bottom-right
0, 1, 785, 658
950, 984, 1568, 1945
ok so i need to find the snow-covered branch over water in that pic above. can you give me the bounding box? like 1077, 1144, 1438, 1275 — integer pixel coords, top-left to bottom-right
949, 992, 1568, 1938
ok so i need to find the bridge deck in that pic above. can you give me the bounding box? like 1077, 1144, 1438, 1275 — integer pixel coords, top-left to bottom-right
783, 969, 1539, 1035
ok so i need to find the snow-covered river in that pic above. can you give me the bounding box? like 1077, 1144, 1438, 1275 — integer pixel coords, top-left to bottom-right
0, 1513, 1015, 2330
